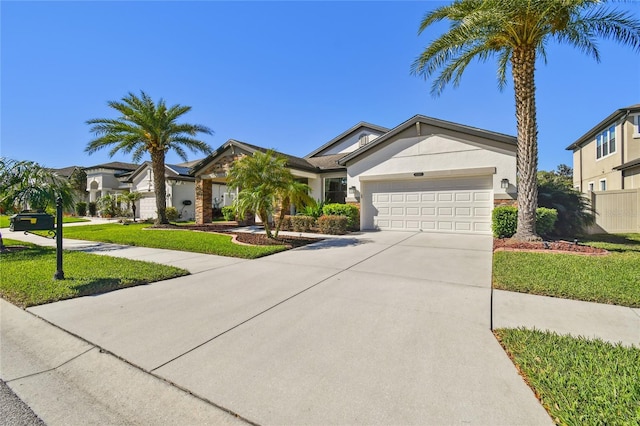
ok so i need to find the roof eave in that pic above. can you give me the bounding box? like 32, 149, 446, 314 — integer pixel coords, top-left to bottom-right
566, 105, 640, 151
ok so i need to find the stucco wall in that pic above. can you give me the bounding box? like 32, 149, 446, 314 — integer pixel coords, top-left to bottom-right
170, 183, 196, 220
319, 129, 385, 156
346, 133, 516, 197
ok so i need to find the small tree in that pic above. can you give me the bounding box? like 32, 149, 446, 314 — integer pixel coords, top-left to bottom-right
119, 191, 143, 221
227, 150, 312, 239
69, 168, 88, 201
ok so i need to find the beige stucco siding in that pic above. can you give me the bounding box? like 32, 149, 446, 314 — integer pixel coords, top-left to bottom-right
624, 116, 640, 161
623, 166, 640, 189
574, 134, 624, 191
346, 129, 516, 198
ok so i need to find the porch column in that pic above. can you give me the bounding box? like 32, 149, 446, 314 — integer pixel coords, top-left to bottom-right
195, 177, 212, 224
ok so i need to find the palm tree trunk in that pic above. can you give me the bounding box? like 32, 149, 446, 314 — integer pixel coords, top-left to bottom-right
273, 198, 290, 239
151, 150, 168, 225
511, 47, 540, 242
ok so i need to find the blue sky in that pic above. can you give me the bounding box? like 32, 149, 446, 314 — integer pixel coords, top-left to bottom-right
2, 1, 639, 172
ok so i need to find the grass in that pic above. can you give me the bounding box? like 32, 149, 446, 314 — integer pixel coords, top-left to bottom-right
56, 223, 287, 259
493, 233, 640, 307
495, 328, 640, 425
0, 215, 89, 228
0, 239, 188, 307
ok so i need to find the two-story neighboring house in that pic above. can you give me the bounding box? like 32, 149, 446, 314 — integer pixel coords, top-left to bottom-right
567, 104, 640, 192
566, 104, 640, 233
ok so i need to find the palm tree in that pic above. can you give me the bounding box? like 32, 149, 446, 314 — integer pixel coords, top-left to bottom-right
411, 0, 640, 241
86, 91, 213, 225
0, 158, 75, 212
227, 150, 311, 239
119, 191, 143, 221
273, 179, 314, 238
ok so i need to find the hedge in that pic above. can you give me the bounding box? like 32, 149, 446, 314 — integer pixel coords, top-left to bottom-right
318, 215, 348, 235
322, 203, 359, 230
221, 206, 235, 221
492, 206, 558, 238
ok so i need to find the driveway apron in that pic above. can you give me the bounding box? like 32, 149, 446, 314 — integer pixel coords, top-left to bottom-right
29, 231, 551, 425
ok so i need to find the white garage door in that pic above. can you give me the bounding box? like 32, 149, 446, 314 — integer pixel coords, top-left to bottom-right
363, 177, 493, 234
139, 195, 156, 220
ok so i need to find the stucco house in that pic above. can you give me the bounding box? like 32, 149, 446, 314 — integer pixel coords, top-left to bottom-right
566, 104, 640, 192
566, 104, 640, 233
85, 161, 200, 221
192, 114, 517, 234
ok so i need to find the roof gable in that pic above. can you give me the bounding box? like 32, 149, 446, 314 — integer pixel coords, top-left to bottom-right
338, 115, 516, 165
305, 122, 389, 158
191, 139, 320, 176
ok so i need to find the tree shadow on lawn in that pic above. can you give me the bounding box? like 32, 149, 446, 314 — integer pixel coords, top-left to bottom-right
581, 233, 640, 253
67, 277, 154, 299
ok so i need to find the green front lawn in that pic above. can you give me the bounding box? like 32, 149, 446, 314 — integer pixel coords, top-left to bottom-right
58, 223, 286, 259
496, 328, 640, 425
0, 239, 188, 307
0, 215, 89, 228
493, 233, 640, 307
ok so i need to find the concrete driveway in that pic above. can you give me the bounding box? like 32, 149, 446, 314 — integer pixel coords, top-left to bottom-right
29, 231, 551, 425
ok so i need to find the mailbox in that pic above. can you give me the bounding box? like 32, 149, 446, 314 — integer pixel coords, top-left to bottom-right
10, 212, 55, 232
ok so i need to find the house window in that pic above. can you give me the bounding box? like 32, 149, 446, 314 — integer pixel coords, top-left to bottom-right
588, 182, 594, 192
599, 179, 607, 191
633, 114, 640, 138
324, 177, 347, 204
596, 126, 616, 159
358, 133, 370, 147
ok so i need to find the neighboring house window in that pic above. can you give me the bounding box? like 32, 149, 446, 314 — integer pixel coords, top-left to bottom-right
633, 114, 640, 138
358, 133, 370, 147
588, 182, 594, 192
599, 179, 607, 191
596, 126, 616, 159
324, 177, 347, 204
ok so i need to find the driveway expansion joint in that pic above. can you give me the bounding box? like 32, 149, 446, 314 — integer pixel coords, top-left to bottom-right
5, 347, 94, 383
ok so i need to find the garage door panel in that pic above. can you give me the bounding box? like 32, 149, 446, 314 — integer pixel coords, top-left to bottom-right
365, 177, 493, 234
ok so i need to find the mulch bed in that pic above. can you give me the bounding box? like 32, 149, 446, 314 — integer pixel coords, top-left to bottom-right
0, 245, 30, 254
493, 238, 608, 255
179, 224, 323, 249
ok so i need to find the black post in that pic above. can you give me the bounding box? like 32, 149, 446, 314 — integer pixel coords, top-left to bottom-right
54, 197, 64, 280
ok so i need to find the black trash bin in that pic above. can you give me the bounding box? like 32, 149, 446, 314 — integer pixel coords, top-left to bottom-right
9, 212, 55, 232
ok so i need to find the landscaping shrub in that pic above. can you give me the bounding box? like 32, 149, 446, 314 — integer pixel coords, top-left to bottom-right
492, 206, 558, 238
290, 215, 315, 232
318, 215, 348, 235
492, 206, 518, 238
535, 207, 558, 237
322, 203, 359, 230
166, 206, 179, 222
88, 202, 97, 217
299, 200, 324, 219
281, 215, 293, 231
222, 206, 235, 221
75, 202, 87, 217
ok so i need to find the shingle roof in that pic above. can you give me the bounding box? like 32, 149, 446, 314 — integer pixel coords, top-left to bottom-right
84, 161, 139, 171
52, 166, 82, 178
305, 154, 346, 170
191, 139, 320, 174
